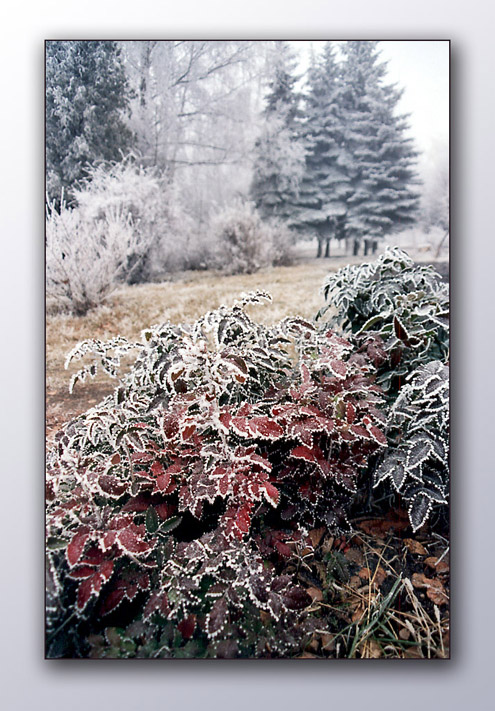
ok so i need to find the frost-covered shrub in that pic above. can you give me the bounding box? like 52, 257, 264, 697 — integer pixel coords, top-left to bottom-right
374, 361, 449, 531
316, 247, 449, 392
212, 201, 293, 274
46, 196, 149, 316
46, 160, 199, 315
46, 292, 387, 657
72, 160, 195, 283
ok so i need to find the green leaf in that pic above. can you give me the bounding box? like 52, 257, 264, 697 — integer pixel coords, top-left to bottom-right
157, 516, 183, 535
46, 536, 68, 550
145, 506, 159, 534
356, 314, 383, 335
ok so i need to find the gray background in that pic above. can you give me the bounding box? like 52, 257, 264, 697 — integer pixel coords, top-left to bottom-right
1, 1, 492, 709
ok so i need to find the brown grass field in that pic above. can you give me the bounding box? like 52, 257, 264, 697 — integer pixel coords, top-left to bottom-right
46, 256, 345, 436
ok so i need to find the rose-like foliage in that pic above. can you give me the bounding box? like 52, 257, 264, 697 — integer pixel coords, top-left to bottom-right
316, 247, 449, 393
46, 292, 387, 657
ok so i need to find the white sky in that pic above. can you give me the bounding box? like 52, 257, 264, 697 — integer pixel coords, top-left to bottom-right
291, 40, 449, 173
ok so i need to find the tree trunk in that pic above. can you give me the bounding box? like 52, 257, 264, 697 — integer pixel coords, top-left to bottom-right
353, 239, 360, 256
364, 240, 370, 256
324, 238, 330, 258
372, 241, 378, 254
316, 238, 322, 258
435, 230, 449, 259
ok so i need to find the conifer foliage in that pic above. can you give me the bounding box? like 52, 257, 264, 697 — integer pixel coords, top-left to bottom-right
294, 43, 350, 258
250, 42, 305, 226
291, 41, 420, 256
339, 41, 420, 254
46, 41, 134, 205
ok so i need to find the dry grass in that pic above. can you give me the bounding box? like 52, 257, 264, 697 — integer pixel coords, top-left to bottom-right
46, 257, 345, 434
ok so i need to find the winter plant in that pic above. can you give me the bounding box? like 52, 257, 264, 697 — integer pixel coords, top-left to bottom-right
316, 247, 449, 393
374, 360, 449, 531
46, 160, 194, 315
46, 292, 388, 657
211, 202, 294, 274
46, 193, 146, 316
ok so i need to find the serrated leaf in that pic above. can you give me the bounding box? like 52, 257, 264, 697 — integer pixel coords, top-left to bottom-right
408, 494, 433, 532
158, 516, 182, 534
145, 506, 159, 534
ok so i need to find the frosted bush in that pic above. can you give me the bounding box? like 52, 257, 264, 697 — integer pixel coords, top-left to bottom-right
212, 201, 293, 274
46, 197, 150, 316
73, 160, 194, 283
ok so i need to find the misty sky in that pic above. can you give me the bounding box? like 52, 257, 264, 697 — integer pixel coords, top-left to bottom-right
291, 40, 449, 171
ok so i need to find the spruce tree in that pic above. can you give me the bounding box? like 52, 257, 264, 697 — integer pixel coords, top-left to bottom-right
46, 41, 134, 206
293, 43, 351, 258
250, 42, 305, 226
339, 41, 420, 255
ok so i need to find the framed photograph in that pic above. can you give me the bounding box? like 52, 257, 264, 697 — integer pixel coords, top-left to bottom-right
45, 39, 449, 659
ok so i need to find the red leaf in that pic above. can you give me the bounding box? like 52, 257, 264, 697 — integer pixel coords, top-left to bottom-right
367, 424, 388, 445
76, 578, 94, 611
117, 527, 152, 555
329, 359, 347, 378
101, 530, 118, 551
207, 597, 228, 636
68, 565, 95, 580
155, 502, 172, 520
99, 560, 114, 581
81, 546, 105, 566
219, 474, 230, 496
122, 494, 150, 513
282, 586, 312, 611
143, 591, 170, 621
100, 587, 126, 616
350, 425, 370, 439
274, 540, 292, 558
181, 424, 195, 441
346, 402, 356, 424
263, 482, 280, 507
155, 470, 171, 492
151, 460, 164, 477
178, 614, 196, 640
231, 417, 250, 436
291, 445, 317, 463
67, 528, 90, 567
248, 416, 284, 440
98, 474, 127, 497
218, 411, 232, 431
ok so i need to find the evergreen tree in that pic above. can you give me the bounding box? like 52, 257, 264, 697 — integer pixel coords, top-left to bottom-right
293, 43, 351, 258
339, 41, 420, 254
250, 42, 305, 226
46, 41, 134, 205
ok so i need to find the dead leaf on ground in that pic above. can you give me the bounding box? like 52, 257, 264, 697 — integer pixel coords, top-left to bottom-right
308, 527, 326, 548
411, 572, 448, 606
321, 536, 335, 555
359, 638, 382, 658
357, 510, 409, 537
404, 538, 428, 556
345, 547, 365, 566
424, 556, 449, 575
352, 605, 366, 623
306, 586, 323, 602
320, 633, 336, 652
349, 574, 362, 589
399, 627, 411, 640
